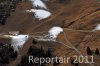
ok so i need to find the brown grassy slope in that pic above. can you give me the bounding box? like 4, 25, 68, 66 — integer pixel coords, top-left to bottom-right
0, 0, 100, 66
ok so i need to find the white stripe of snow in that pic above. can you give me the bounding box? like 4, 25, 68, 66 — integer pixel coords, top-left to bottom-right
93, 24, 100, 31
30, 0, 47, 9
26, 9, 51, 20
10, 35, 29, 51
48, 27, 63, 38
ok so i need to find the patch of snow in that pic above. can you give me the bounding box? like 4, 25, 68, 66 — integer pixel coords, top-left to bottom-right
30, 0, 47, 9
10, 35, 29, 51
26, 9, 51, 20
93, 24, 100, 31
48, 26, 63, 39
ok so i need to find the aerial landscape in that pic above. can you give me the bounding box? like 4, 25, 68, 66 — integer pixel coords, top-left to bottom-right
0, 0, 100, 66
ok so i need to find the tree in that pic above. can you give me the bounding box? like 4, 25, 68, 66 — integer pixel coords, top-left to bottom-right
9, 51, 18, 59
32, 39, 37, 44
86, 46, 92, 55
95, 48, 100, 55
71, 59, 74, 65
74, 63, 79, 66
0, 56, 9, 64
8, 46, 14, 53
0, 43, 4, 46
53, 59, 60, 66
46, 48, 52, 57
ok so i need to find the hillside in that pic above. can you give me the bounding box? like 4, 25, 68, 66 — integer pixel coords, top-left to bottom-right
0, 0, 100, 66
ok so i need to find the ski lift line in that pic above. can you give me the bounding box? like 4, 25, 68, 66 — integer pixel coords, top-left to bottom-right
63, 29, 95, 66
29, 34, 56, 41
28, 28, 94, 36
0, 27, 99, 39
0, 27, 98, 37
29, 31, 48, 35
28, 28, 99, 36
29, 35, 50, 39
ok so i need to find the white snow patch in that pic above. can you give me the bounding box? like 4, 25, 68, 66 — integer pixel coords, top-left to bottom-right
26, 9, 51, 20
30, 0, 47, 9
48, 26, 63, 38
93, 24, 100, 31
10, 35, 29, 51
